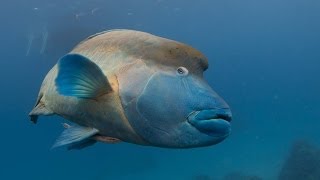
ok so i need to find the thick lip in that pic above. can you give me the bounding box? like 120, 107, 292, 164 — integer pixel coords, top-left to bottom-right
187, 109, 232, 122
187, 109, 232, 137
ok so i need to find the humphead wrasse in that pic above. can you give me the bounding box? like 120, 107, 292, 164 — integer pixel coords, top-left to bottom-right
29, 29, 232, 149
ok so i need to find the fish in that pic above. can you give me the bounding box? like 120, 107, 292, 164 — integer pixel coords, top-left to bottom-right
29, 29, 232, 149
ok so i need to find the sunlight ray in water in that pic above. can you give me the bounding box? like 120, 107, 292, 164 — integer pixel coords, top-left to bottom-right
25, 32, 34, 56
40, 27, 48, 54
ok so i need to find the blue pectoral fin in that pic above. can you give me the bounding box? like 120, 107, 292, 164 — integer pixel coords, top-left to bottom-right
55, 53, 112, 99
52, 123, 99, 149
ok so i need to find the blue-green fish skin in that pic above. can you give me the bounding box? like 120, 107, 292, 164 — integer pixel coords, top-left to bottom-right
29, 29, 232, 149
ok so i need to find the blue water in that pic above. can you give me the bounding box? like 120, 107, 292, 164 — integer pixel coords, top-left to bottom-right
1, 0, 319, 179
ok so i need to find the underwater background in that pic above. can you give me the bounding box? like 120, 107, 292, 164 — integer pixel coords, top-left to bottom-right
0, 0, 319, 179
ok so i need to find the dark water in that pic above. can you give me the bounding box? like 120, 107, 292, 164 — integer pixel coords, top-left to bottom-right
1, 0, 319, 179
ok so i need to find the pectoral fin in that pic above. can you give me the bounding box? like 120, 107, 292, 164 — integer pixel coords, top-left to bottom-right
52, 123, 99, 149
55, 54, 112, 99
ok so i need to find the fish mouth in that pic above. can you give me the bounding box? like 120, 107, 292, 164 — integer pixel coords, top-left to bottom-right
187, 109, 232, 137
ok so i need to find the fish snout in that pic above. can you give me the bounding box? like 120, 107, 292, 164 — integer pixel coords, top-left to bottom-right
187, 109, 232, 137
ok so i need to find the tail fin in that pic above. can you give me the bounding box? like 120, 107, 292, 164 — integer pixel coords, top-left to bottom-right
29, 93, 53, 123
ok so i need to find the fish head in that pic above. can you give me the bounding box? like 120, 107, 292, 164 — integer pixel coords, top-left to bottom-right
118, 33, 232, 148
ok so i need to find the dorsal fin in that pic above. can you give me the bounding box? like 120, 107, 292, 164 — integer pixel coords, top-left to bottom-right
85, 29, 128, 40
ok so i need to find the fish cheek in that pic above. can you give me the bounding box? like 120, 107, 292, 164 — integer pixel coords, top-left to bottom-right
135, 73, 190, 138
129, 73, 175, 146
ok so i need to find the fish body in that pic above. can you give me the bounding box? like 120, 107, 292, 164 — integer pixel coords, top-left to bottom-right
29, 30, 232, 149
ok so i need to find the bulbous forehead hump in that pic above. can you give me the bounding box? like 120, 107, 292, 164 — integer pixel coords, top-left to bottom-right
135, 32, 208, 70
144, 36, 209, 71
80, 30, 209, 71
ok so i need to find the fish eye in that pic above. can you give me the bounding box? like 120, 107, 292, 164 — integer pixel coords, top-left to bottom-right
176, 67, 188, 76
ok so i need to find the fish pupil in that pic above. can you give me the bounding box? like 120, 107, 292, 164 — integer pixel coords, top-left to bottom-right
177, 67, 185, 74
177, 67, 189, 76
